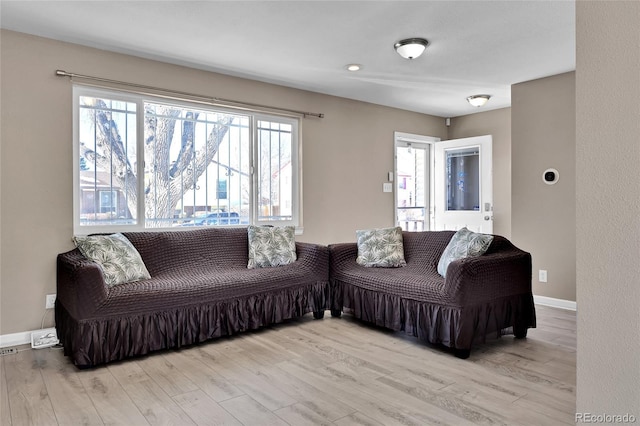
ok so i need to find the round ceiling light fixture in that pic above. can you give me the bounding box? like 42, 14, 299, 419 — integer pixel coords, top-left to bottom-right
466, 94, 492, 107
346, 64, 362, 72
394, 38, 429, 59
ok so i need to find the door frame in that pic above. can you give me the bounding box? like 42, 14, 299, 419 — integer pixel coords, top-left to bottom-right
393, 132, 440, 230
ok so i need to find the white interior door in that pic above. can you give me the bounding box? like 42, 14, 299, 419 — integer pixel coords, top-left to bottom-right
433, 135, 493, 234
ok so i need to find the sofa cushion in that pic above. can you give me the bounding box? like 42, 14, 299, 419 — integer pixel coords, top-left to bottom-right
73, 233, 151, 286
356, 226, 407, 268
437, 227, 493, 277
247, 225, 297, 269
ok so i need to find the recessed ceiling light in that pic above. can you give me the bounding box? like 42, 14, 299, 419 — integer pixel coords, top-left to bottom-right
346, 64, 362, 72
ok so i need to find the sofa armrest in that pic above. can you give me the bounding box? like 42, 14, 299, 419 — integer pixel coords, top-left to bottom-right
444, 249, 532, 306
328, 243, 358, 276
56, 249, 108, 320
295, 242, 330, 281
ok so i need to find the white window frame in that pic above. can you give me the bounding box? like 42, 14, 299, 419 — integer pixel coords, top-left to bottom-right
73, 85, 302, 235
253, 113, 300, 228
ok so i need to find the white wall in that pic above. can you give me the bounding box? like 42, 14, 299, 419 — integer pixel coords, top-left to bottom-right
576, 1, 640, 416
512, 73, 576, 302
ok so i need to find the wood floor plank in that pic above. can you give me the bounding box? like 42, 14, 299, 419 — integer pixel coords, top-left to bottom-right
283, 327, 395, 378
1, 357, 13, 426
76, 365, 149, 425
39, 348, 104, 425
219, 395, 289, 426
373, 373, 508, 425
160, 349, 244, 402
108, 361, 196, 425
4, 347, 58, 426
194, 344, 297, 412
471, 356, 575, 402
333, 411, 385, 426
230, 333, 299, 366
136, 354, 199, 397
197, 342, 356, 421
171, 390, 242, 426
278, 358, 471, 426
512, 397, 575, 425
258, 364, 357, 421
442, 381, 573, 426
273, 402, 333, 426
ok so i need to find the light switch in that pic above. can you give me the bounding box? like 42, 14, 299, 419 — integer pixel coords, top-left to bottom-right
383, 183, 393, 192
539, 270, 548, 283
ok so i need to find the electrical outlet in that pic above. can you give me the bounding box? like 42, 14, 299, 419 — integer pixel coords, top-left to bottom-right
383, 182, 393, 192
45, 294, 56, 309
539, 270, 548, 283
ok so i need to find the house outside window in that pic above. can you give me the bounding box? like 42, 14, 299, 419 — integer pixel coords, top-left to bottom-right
98, 190, 118, 214
73, 86, 300, 234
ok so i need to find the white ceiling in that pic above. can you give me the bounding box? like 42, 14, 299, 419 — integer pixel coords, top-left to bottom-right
0, 1, 575, 117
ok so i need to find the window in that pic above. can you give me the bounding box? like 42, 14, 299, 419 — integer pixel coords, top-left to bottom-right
445, 147, 480, 211
74, 87, 300, 233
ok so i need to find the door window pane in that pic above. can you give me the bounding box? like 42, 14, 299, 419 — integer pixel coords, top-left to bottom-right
446, 147, 480, 211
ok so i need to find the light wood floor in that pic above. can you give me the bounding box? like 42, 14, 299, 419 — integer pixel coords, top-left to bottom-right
1, 305, 575, 425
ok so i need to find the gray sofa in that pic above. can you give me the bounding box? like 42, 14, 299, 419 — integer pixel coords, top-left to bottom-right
329, 230, 536, 358
56, 227, 330, 367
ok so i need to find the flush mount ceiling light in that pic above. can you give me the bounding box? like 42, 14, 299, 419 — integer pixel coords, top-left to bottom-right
346, 64, 362, 72
394, 38, 429, 60
466, 94, 492, 107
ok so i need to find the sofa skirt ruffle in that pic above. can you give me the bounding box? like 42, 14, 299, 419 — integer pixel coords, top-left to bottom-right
56, 281, 329, 367
332, 279, 536, 350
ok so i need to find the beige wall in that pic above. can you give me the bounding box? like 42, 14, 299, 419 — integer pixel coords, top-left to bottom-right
576, 1, 640, 415
511, 72, 576, 302
0, 30, 447, 335
448, 107, 512, 239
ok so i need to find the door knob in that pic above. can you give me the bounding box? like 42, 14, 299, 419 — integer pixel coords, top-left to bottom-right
484, 216, 491, 221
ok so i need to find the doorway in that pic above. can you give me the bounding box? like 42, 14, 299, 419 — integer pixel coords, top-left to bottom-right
394, 132, 493, 233
394, 132, 438, 231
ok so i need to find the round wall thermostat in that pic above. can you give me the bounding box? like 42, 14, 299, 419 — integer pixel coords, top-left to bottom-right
543, 168, 559, 185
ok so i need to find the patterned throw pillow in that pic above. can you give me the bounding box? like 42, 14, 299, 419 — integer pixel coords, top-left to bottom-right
437, 227, 494, 277
73, 233, 151, 287
247, 225, 297, 269
356, 226, 407, 268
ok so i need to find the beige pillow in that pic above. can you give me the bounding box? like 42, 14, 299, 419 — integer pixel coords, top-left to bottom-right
73, 233, 151, 286
247, 225, 297, 269
437, 227, 493, 277
356, 226, 406, 268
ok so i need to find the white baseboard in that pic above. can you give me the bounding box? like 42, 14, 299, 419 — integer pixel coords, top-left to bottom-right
0, 330, 33, 348
534, 295, 577, 311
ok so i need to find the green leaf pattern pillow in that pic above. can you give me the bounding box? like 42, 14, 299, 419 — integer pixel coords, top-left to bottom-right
437, 227, 494, 277
73, 233, 151, 287
356, 226, 407, 268
247, 225, 297, 269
